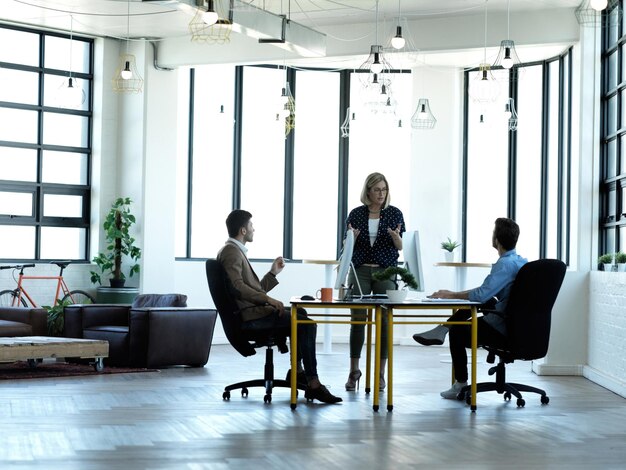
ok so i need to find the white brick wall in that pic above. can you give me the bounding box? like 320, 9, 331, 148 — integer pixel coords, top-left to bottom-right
587, 272, 626, 397
0, 263, 95, 307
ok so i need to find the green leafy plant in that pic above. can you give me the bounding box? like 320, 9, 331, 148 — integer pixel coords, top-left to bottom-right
90, 197, 141, 286
372, 266, 418, 290
441, 237, 462, 252
616, 252, 626, 264
598, 253, 614, 265
43, 297, 73, 336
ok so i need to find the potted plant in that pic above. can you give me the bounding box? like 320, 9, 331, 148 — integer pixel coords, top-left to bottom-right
615, 252, 626, 272
598, 253, 614, 272
373, 266, 418, 302
43, 298, 73, 336
90, 197, 141, 288
441, 237, 461, 262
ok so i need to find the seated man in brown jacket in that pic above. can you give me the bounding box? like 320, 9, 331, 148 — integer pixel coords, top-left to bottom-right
217, 209, 341, 404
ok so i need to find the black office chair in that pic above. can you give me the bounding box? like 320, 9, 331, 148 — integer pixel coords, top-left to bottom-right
460, 259, 566, 407
205, 259, 304, 404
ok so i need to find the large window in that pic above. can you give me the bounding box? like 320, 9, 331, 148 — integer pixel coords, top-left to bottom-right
0, 24, 92, 261
464, 50, 573, 264
178, 65, 412, 260
600, 1, 626, 258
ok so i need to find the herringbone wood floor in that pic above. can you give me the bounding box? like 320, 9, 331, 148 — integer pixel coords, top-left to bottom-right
0, 343, 624, 469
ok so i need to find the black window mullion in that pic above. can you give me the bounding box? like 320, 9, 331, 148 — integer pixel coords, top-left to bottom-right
232, 66, 243, 210
539, 61, 550, 259
508, 67, 518, 221
337, 70, 351, 258
461, 69, 470, 263
283, 67, 296, 259
186, 68, 195, 259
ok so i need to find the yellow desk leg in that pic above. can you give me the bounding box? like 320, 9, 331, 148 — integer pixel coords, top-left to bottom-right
387, 307, 393, 412
365, 308, 372, 394
372, 306, 381, 412
290, 304, 298, 410
470, 306, 477, 412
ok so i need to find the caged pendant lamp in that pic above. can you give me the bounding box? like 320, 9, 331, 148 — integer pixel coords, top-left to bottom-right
112, 0, 143, 93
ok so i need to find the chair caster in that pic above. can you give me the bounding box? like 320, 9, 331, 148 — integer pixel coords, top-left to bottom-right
241, 387, 248, 398
516, 398, 525, 407
504, 392, 512, 401
263, 394, 272, 403
222, 391, 230, 400
541, 395, 549, 405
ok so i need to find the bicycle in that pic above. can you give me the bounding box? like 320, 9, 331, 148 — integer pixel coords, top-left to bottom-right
0, 261, 96, 308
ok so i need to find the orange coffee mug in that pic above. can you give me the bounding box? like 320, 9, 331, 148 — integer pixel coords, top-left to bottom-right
316, 287, 333, 302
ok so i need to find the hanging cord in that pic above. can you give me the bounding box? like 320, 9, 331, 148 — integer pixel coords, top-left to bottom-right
483, 0, 488, 64
506, 0, 510, 40
126, 0, 130, 54
68, 14, 73, 79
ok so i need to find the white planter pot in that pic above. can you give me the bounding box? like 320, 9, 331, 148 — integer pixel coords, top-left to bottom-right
603, 263, 615, 272
444, 251, 454, 262
386, 289, 407, 302
618, 263, 626, 272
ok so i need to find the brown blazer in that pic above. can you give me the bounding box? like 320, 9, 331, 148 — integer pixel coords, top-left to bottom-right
216, 241, 279, 322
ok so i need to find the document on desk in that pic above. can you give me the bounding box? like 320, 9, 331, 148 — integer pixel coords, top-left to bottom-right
422, 298, 471, 303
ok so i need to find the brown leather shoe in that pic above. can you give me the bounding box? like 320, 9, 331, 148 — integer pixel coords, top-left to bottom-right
305, 385, 342, 404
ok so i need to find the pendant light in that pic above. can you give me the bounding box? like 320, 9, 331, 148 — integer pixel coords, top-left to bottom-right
112, 0, 143, 93
493, 0, 521, 71
469, 1, 499, 104
411, 98, 436, 130
359, 0, 392, 89
504, 97, 518, 131
189, 0, 232, 43
58, 15, 85, 108
391, 0, 405, 50
575, 0, 622, 27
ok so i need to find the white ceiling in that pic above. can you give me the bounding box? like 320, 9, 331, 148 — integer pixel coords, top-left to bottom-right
0, 0, 583, 67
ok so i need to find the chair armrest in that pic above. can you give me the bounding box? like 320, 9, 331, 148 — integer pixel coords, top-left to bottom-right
129, 308, 218, 368
0, 307, 47, 335
64, 304, 131, 338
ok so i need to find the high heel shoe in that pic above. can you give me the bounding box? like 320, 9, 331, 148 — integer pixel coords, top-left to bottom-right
379, 374, 386, 392
345, 369, 362, 391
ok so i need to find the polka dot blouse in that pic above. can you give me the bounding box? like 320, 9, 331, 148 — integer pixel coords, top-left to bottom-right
346, 205, 405, 268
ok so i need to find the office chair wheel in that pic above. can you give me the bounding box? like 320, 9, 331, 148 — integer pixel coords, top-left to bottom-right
465, 393, 472, 406
241, 388, 249, 397
516, 398, 525, 407
263, 394, 272, 404
504, 392, 512, 401
222, 391, 231, 400
541, 395, 550, 405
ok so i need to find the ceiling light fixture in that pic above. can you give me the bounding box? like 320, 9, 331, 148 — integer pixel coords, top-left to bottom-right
505, 97, 518, 131
391, 0, 405, 50
575, 0, 622, 26
493, 0, 521, 70
360, 0, 392, 89
112, 0, 143, 93
58, 15, 85, 109
411, 98, 436, 130
469, 1, 500, 103
340, 107, 355, 138
189, 0, 232, 43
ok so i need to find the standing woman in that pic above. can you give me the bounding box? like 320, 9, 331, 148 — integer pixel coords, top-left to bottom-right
345, 172, 405, 391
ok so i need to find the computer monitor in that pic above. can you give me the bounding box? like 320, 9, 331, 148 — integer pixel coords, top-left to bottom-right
402, 230, 425, 292
334, 229, 355, 289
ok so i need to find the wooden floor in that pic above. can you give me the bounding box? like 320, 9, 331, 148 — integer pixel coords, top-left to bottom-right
1, 343, 625, 469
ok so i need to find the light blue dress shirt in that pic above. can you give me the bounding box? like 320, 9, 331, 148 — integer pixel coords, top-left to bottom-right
468, 249, 527, 335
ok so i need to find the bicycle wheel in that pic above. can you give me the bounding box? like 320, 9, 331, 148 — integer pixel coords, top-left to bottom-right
62, 290, 96, 305
0, 289, 28, 307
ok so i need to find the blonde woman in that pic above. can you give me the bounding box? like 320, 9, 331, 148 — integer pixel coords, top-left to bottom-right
345, 172, 405, 392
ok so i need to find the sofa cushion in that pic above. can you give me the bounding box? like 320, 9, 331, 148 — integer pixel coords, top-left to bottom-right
0, 319, 33, 336
131, 294, 187, 308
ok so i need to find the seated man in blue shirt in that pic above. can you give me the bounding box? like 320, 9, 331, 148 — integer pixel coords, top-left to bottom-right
412, 217, 527, 399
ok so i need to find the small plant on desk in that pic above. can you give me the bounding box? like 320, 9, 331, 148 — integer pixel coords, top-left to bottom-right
372, 266, 418, 290
441, 237, 461, 252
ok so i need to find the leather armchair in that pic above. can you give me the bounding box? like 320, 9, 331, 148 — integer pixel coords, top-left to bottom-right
63, 297, 217, 368
0, 307, 47, 337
